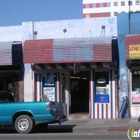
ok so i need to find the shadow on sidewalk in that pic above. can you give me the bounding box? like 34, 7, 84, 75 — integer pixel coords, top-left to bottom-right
0, 125, 77, 134
34, 125, 77, 133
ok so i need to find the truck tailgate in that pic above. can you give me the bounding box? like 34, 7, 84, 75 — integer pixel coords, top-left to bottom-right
51, 102, 68, 123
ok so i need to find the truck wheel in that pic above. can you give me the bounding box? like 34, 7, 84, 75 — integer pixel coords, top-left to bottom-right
14, 115, 34, 134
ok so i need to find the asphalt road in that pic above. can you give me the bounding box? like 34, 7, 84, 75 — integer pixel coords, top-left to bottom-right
0, 133, 130, 140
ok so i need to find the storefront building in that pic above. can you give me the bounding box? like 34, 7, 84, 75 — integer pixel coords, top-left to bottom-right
125, 35, 140, 118
117, 12, 140, 118
23, 36, 118, 119
0, 41, 23, 101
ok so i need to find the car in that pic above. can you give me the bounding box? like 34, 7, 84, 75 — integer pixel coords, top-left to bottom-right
0, 91, 68, 134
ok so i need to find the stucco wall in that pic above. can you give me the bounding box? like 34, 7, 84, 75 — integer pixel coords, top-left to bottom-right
34, 17, 117, 39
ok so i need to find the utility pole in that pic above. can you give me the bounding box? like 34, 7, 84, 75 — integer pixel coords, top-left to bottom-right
128, 0, 131, 34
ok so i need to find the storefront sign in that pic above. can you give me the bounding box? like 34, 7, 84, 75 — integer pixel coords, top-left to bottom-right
132, 70, 140, 76
129, 44, 140, 59
132, 94, 140, 104
96, 87, 108, 94
43, 87, 55, 101
97, 78, 106, 84
95, 94, 109, 103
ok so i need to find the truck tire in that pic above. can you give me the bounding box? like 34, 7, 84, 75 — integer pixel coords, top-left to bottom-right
14, 115, 34, 134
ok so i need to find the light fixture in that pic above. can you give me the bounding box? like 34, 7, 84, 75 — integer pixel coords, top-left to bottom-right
63, 29, 67, 33
97, 78, 106, 84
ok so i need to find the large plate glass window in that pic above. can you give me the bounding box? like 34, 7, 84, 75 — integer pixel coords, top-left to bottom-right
95, 72, 109, 103
131, 70, 140, 104
42, 73, 56, 101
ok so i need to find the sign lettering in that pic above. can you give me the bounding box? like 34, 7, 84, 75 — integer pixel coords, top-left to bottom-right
129, 45, 140, 59
43, 87, 55, 101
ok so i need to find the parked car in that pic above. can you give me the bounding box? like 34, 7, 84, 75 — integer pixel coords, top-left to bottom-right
0, 91, 68, 134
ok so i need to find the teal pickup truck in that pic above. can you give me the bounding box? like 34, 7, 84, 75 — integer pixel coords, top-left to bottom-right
0, 91, 68, 134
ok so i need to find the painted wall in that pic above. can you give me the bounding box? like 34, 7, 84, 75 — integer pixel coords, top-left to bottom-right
117, 13, 140, 118
0, 17, 117, 102
34, 18, 117, 39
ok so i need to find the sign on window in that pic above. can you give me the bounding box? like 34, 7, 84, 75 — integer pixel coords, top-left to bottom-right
43, 87, 55, 101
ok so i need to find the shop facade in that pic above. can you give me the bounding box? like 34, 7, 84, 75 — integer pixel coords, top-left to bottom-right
23, 36, 118, 119
0, 41, 24, 101
117, 12, 140, 118
125, 34, 140, 118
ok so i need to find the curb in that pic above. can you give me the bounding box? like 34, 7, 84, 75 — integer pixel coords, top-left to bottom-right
72, 127, 140, 133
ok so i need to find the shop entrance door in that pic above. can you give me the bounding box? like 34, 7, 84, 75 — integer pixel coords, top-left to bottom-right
70, 71, 89, 113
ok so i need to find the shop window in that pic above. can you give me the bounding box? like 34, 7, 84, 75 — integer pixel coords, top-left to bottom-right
132, 70, 140, 91
43, 73, 54, 87
132, 70, 140, 104
42, 73, 56, 101
95, 72, 109, 103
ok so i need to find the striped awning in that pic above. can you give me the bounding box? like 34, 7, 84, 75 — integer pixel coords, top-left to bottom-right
32, 62, 116, 70
0, 41, 23, 65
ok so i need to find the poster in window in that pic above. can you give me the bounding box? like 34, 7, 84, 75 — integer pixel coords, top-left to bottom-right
43, 87, 55, 101
96, 87, 108, 94
43, 73, 54, 86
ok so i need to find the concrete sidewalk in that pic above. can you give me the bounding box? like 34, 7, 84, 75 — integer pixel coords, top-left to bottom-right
48, 118, 140, 133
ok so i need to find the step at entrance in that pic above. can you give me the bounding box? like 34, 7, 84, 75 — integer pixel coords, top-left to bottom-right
68, 112, 90, 120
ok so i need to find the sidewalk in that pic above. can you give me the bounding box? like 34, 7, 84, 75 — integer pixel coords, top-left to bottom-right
48, 118, 140, 133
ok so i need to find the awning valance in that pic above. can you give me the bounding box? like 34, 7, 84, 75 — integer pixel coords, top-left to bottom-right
32, 62, 116, 70
24, 37, 113, 63
0, 41, 23, 66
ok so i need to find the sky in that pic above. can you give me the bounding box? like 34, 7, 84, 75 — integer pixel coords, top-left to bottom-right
0, 0, 83, 26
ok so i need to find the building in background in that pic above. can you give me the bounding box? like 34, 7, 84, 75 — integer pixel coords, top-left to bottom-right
83, 0, 140, 18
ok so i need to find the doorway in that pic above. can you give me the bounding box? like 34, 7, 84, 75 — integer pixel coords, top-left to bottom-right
70, 71, 89, 113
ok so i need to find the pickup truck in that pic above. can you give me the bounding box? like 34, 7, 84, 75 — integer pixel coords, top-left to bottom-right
0, 91, 68, 134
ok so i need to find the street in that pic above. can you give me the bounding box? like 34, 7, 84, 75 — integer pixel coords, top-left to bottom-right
0, 133, 129, 140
